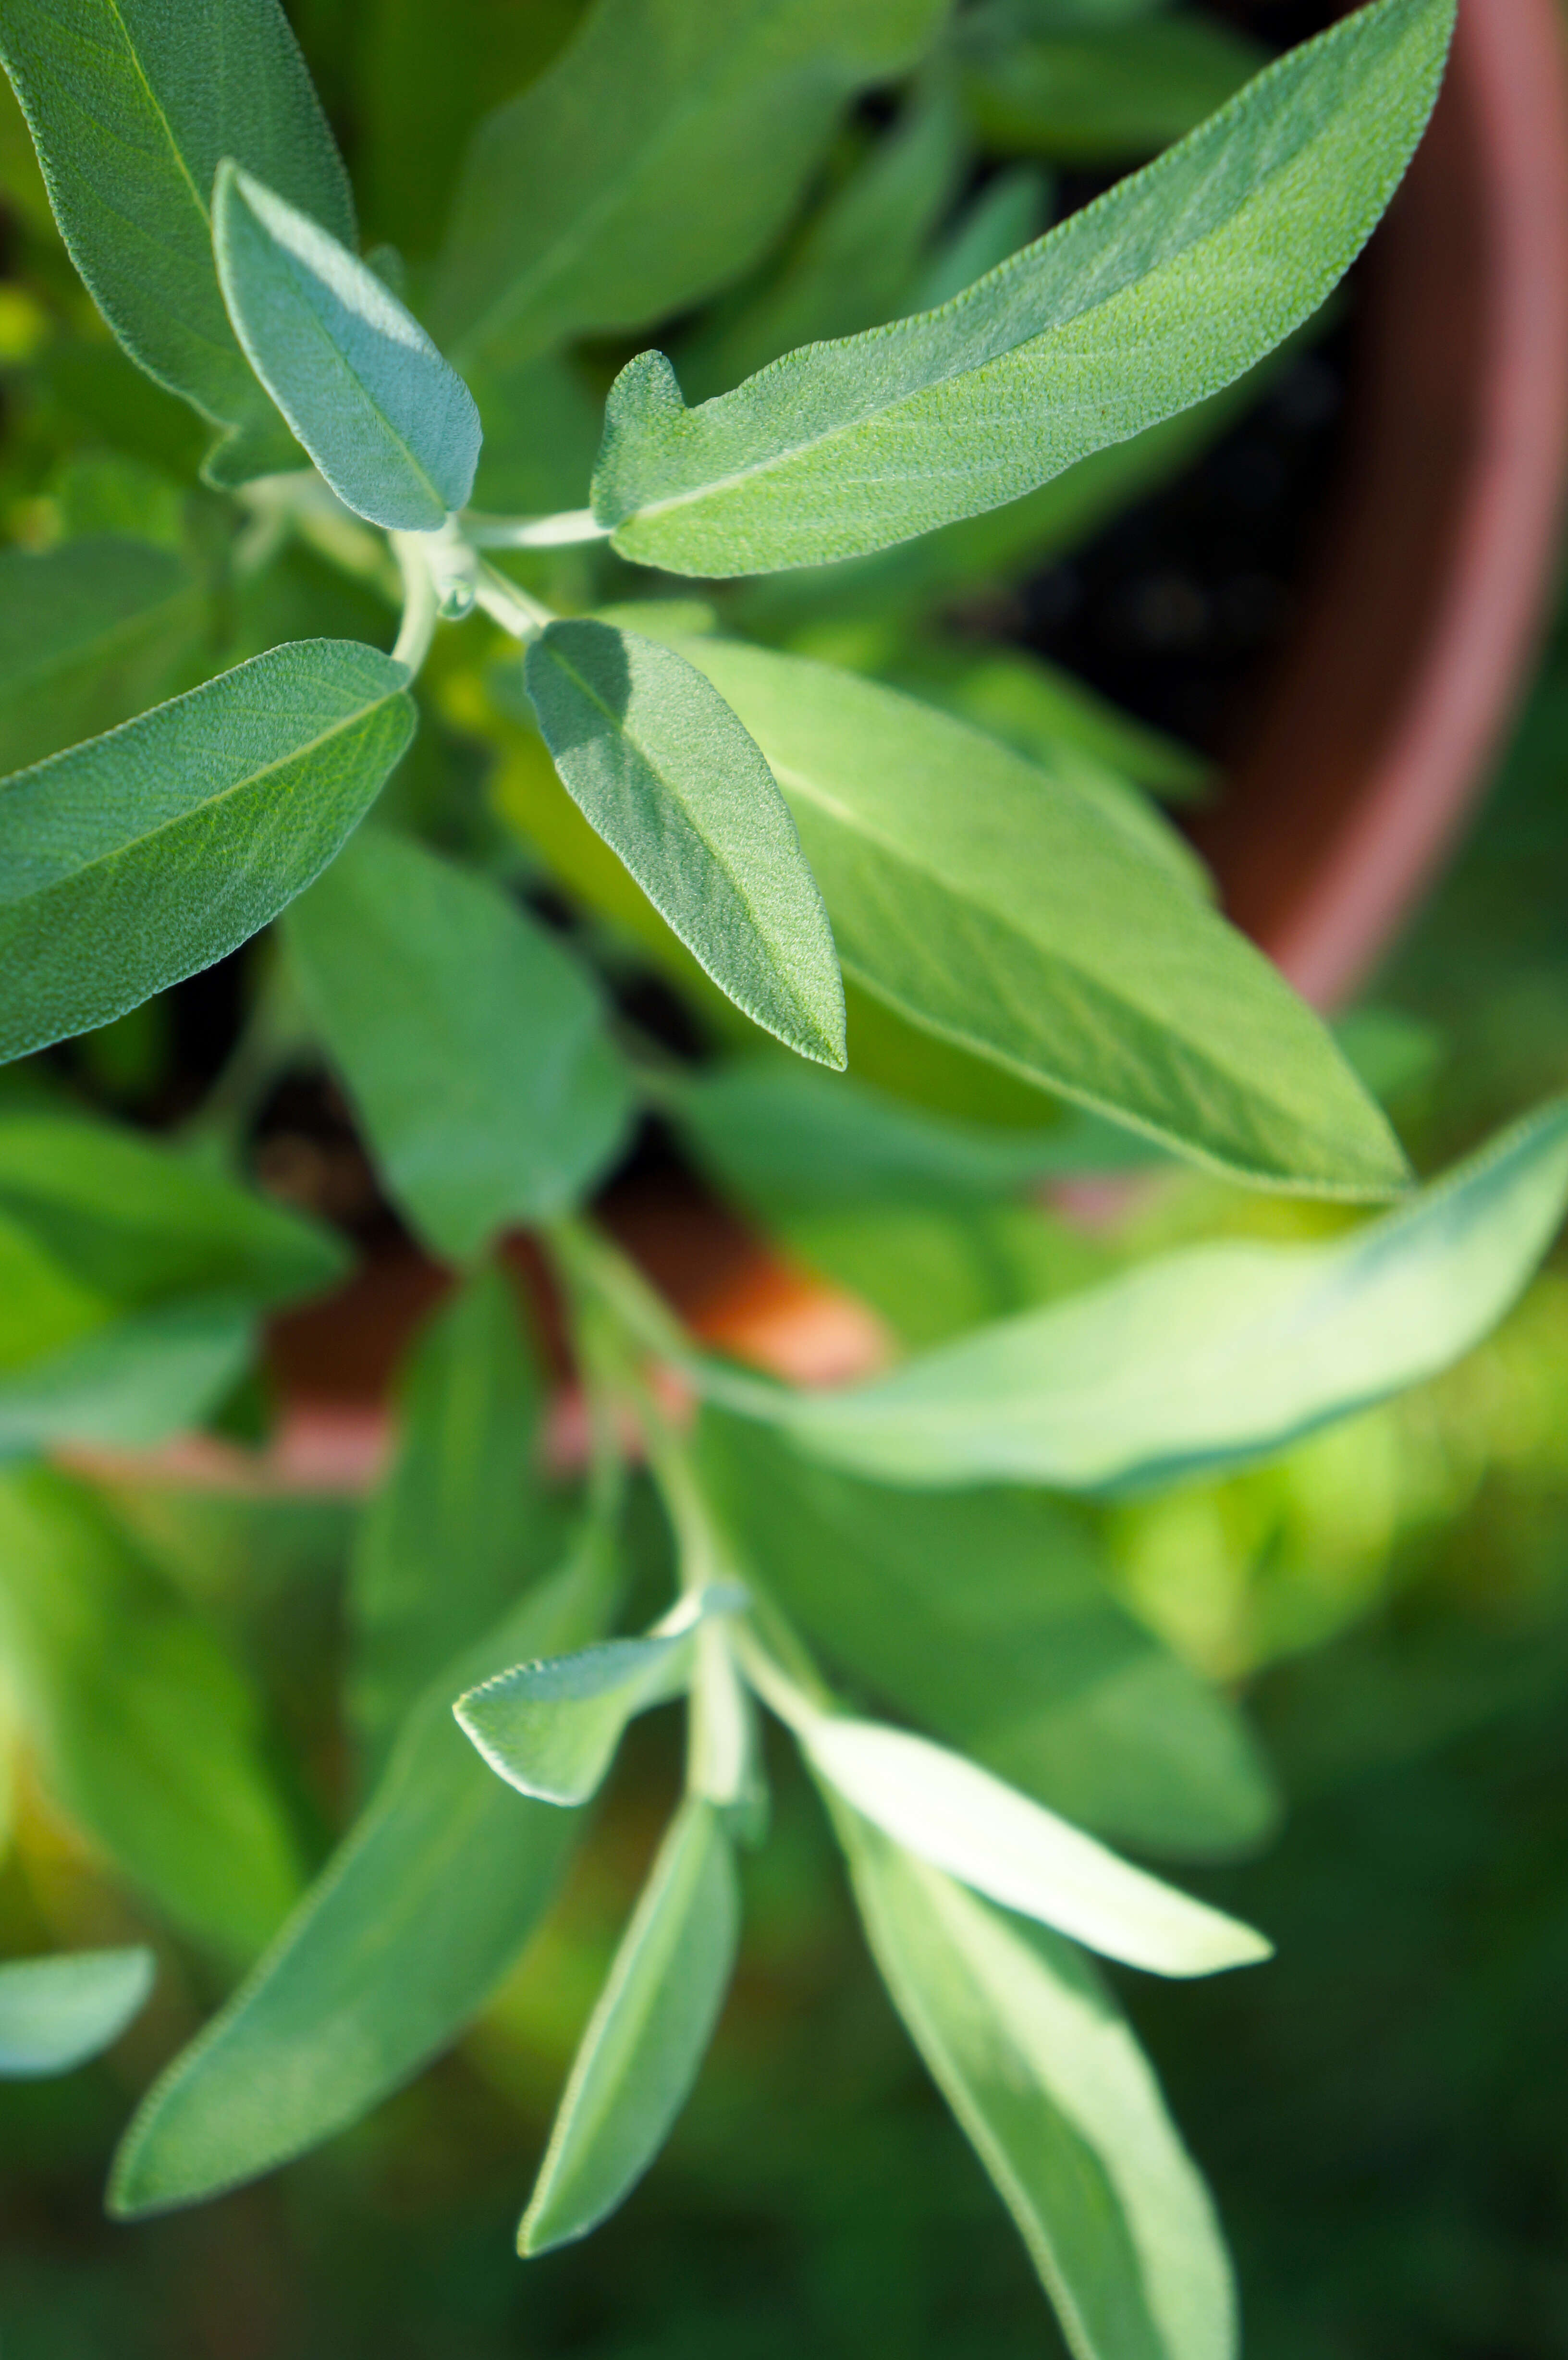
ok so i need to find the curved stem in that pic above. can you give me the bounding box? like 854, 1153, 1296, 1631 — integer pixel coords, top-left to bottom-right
463, 507, 611, 550
472, 559, 556, 641
390, 533, 439, 675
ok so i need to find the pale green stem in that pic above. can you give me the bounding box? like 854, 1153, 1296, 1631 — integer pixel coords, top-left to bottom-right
472, 558, 556, 640
463, 507, 611, 550
390, 533, 439, 675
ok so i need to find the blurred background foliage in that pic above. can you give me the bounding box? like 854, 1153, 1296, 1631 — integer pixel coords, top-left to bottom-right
3, 0, 1568, 2353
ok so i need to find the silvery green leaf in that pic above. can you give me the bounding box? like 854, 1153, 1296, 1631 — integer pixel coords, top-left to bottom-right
213, 162, 482, 532
0, 1948, 154, 2078
0, 640, 415, 1068
287, 829, 633, 1263
961, 12, 1267, 162
525, 623, 845, 1069
713, 1100, 1568, 1493
521, 1796, 739, 2254
802, 1713, 1269, 1976
593, 0, 1454, 574
431, 0, 951, 373
842, 1820, 1236, 2360
110, 1527, 614, 2216
0, 1471, 303, 1956
668, 637, 1406, 1196
0, 538, 203, 775
0, 0, 354, 482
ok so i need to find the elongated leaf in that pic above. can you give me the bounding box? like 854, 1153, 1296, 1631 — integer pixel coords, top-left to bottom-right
594, 0, 1453, 573
0, 1948, 154, 2078
801, 1712, 1267, 1976
0, 1471, 302, 1956
0, 640, 414, 1067
432, 0, 950, 372
213, 164, 482, 531
702, 1416, 1276, 1857
961, 15, 1267, 162
522, 1796, 739, 2253
526, 624, 845, 1068
842, 1819, 1236, 2360
668, 638, 1405, 1195
0, 1299, 254, 1457
110, 1530, 614, 2216
0, 0, 354, 480
0, 539, 203, 775
287, 829, 632, 1262
713, 1100, 1568, 1493
352, 1266, 565, 1781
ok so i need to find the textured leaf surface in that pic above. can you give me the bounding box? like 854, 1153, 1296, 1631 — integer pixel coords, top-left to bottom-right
0, 1948, 154, 2078
0, 640, 414, 1066
670, 639, 1405, 1195
522, 1797, 738, 2252
717, 1102, 1568, 1492
0, 0, 354, 477
595, 0, 1453, 573
702, 1417, 1276, 1857
804, 1715, 1268, 1975
110, 1535, 613, 2215
458, 1631, 695, 1807
431, 0, 949, 371
0, 1471, 303, 1956
526, 623, 845, 1067
214, 163, 481, 531
843, 1821, 1236, 2360
287, 829, 633, 1262
351, 1267, 564, 1782
0, 539, 203, 774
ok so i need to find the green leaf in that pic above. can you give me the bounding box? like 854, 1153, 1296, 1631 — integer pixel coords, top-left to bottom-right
521, 1795, 739, 2254
702, 1416, 1277, 1858
351, 1266, 566, 1781
286, 828, 633, 1263
109, 1526, 615, 2216
525, 623, 845, 1069
0, 0, 355, 481
0, 640, 415, 1068
0, 1947, 154, 2078
715, 1100, 1568, 1493
679, 85, 967, 400
961, 15, 1268, 163
667, 638, 1406, 1195
430, 0, 951, 373
0, 539, 204, 776
0, 1470, 303, 1955
907, 164, 1054, 314
842, 1819, 1236, 2360
797, 1710, 1268, 1976
213, 163, 482, 532
594, 0, 1454, 574
457, 1588, 743, 1806
0, 1300, 253, 1457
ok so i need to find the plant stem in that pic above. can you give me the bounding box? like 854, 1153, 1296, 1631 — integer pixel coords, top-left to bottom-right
463, 508, 611, 550
390, 534, 439, 674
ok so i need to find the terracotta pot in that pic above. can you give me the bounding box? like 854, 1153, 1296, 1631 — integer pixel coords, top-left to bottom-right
78, 0, 1568, 1495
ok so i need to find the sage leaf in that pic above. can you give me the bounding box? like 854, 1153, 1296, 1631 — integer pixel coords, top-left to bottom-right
703, 1417, 1277, 1858
522, 1796, 739, 2254
961, 12, 1267, 162
669, 638, 1406, 1196
213, 162, 482, 532
0, 1299, 253, 1458
110, 1529, 614, 2216
351, 1266, 566, 1783
842, 1819, 1236, 2360
525, 623, 845, 1069
431, 0, 950, 373
802, 1713, 1268, 1976
0, 640, 414, 1068
0, 1947, 154, 2078
0, 1471, 303, 1957
594, 0, 1454, 574
714, 1099, 1568, 1493
0, 0, 355, 481
0, 538, 203, 775
286, 829, 633, 1263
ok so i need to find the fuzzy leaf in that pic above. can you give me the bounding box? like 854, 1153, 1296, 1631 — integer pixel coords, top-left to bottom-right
525, 623, 845, 1068
0, 640, 414, 1067
594, 0, 1454, 574
213, 162, 481, 531
0, 1948, 154, 2078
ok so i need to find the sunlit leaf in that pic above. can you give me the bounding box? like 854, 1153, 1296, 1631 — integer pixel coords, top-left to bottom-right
0, 1948, 154, 2078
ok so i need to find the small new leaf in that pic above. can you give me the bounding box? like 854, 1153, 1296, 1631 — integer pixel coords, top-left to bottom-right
457, 1633, 696, 1807
213, 162, 482, 531
0, 1948, 154, 2079
525, 623, 846, 1068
